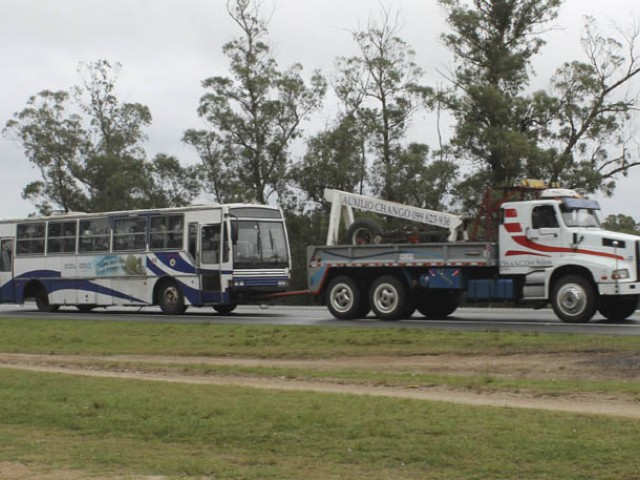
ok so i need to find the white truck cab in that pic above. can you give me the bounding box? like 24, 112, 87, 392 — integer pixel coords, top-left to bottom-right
499, 188, 640, 322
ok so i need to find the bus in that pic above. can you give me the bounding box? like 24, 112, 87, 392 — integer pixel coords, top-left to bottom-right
0, 203, 291, 314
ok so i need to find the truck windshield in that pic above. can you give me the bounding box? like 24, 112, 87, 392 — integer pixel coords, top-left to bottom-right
233, 220, 289, 269
559, 199, 601, 228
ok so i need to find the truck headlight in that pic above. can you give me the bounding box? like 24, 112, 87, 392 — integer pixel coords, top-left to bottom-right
612, 269, 630, 280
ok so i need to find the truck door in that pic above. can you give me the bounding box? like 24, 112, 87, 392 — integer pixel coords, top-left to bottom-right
525, 204, 564, 265
199, 224, 224, 302
0, 238, 15, 303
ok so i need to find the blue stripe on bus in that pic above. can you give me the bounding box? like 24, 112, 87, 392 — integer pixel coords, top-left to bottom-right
15, 269, 61, 279
150, 252, 197, 274
145, 259, 166, 277
43, 279, 145, 303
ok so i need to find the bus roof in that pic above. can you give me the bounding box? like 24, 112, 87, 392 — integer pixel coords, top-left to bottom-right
0, 202, 282, 224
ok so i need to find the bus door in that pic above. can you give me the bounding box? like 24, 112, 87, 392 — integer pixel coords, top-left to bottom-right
0, 238, 15, 303
199, 224, 224, 301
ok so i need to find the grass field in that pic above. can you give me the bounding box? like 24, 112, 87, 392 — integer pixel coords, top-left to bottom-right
0, 317, 639, 479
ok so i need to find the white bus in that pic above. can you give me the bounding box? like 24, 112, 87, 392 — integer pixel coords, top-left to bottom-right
0, 203, 290, 314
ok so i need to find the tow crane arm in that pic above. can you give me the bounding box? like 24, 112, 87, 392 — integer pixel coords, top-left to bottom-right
324, 189, 465, 245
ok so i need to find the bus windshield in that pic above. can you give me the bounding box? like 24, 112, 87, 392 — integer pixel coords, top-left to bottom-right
233, 220, 289, 269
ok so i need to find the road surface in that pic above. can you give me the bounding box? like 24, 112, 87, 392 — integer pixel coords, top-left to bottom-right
1, 304, 640, 335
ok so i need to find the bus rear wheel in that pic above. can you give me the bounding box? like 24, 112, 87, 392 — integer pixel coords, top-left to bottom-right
157, 280, 185, 315
213, 304, 237, 315
35, 287, 58, 313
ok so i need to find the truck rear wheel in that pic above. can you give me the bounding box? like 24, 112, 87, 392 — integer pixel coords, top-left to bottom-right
369, 276, 407, 321
326, 276, 366, 320
598, 295, 639, 321
418, 291, 460, 319
551, 275, 597, 323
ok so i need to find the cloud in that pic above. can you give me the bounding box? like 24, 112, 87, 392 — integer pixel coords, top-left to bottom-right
1, 0, 638, 219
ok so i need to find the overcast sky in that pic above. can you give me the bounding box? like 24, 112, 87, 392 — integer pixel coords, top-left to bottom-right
1, 0, 638, 220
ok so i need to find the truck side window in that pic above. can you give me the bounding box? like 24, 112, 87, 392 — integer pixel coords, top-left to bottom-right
532, 205, 559, 229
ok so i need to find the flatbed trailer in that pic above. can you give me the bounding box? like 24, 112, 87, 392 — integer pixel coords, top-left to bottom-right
307, 241, 508, 320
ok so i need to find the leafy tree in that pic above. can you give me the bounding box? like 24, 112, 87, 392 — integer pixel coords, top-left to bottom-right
145, 154, 201, 208
185, 0, 326, 205
335, 6, 436, 203
440, 0, 640, 213
535, 17, 640, 194
601, 213, 640, 235
73, 60, 154, 212
4, 60, 198, 214
289, 114, 367, 207
440, 0, 561, 201
4, 89, 88, 214
389, 143, 458, 211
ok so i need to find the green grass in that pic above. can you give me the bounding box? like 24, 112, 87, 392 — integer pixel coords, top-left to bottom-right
1, 316, 640, 478
0, 317, 638, 357
0, 368, 639, 480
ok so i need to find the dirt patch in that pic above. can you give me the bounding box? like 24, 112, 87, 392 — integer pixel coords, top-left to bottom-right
1, 352, 639, 419
0, 461, 165, 480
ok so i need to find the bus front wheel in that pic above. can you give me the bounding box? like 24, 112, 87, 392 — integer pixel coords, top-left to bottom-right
157, 280, 185, 315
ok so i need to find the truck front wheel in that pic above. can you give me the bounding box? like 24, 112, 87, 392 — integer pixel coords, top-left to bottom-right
326, 276, 366, 320
551, 275, 597, 323
598, 295, 639, 321
369, 276, 407, 321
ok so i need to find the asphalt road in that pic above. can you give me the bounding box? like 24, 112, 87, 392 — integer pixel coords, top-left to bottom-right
2, 303, 640, 336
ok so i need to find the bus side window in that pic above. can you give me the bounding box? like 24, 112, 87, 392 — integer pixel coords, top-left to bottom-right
47, 221, 77, 254
113, 217, 147, 252
0, 240, 12, 272
79, 218, 110, 253
188, 223, 197, 260
16, 223, 45, 255
201, 225, 220, 264
150, 214, 184, 250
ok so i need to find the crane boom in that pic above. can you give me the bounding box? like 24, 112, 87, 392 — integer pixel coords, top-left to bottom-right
323, 189, 464, 245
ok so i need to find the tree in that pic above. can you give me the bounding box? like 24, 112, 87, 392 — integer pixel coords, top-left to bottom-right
3, 89, 88, 214
536, 17, 640, 194
145, 154, 201, 208
185, 0, 326, 204
440, 0, 640, 212
4, 60, 198, 214
289, 114, 368, 207
601, 213, 640, 235
334, 6, 436, 203
73, 60, 154, 212
440, 0, 561, 198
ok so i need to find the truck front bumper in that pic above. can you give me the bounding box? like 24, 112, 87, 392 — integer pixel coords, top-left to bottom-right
598, 281, 640, 296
